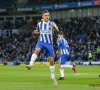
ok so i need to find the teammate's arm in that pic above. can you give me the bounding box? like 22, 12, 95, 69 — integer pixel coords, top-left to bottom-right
56, 40, 61, 55
58, 40, 61, 51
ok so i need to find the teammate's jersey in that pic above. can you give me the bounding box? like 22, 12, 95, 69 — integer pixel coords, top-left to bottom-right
36, 20, 57, 44
57, 37, 70, 55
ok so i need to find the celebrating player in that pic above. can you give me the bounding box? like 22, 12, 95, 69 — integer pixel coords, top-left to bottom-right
26, 10, 59, 85
56, 31, 76, 80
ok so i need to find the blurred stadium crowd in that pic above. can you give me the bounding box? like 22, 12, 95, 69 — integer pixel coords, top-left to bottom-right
0, 17, 100, 65
0, 0, 17, 8
0, 0, 93, 8
1, 20, 27, 30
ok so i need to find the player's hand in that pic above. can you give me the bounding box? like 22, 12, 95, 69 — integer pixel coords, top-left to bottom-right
56, 51, 60, 55
51, 24, 56, 28
51, 24, 59, 32
34, 30, 40, 34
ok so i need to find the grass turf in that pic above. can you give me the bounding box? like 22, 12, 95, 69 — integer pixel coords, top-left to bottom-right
0, 65, 100, 90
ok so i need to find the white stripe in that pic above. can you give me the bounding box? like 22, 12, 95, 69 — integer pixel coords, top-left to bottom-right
66, 49, 69, 55
43, 34, 46, 42
46, 23, 50, 43
40, 34, 42, 41
17, 73, 99, 76
47, 34, 50, 43
42, 22, 46, 42
63, 49, 66, 54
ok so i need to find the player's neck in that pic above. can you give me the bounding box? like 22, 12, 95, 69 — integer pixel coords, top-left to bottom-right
58, 35, 63, 38
43, 20, 49, 23
58, 36, 63, 39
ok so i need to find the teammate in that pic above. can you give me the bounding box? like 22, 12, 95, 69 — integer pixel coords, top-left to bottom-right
56, 31, 76, 80
26, 10, 59, 85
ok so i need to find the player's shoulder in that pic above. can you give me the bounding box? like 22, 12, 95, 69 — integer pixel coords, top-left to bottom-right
49, 20, 56, 24
37, 21, 43, 24
58, 37, 62, 42
63, 38, 68, 42
50, 21, 54, 23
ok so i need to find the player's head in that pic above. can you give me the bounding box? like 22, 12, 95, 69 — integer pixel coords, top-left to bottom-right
58, 31, 64, 37
42, 10, 50, 22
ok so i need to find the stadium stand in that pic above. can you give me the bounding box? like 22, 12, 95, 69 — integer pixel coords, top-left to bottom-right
1, 20, 27, 29
0, 0, 18, 8
0, 17, 100, 65
37, 0, 93, 5
24, 0, 93, 6
0, 0, 93, 8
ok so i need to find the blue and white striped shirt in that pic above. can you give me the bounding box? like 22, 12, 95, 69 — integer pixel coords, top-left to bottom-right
37, 20, 57, 44
57, 37, 70, 55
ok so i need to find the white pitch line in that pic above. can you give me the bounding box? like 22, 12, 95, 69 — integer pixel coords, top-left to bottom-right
74, 74, 80, 75
16, 73, 99, 76
74, 73, 99, 76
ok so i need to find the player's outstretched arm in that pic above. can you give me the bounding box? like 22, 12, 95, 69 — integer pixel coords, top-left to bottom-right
51, 24, 59, 32
34, 23, 40, 34
34, 30, 40, 34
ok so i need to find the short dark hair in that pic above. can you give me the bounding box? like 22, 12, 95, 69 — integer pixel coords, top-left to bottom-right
42, 10, 49, 15
58, 31, 63, 35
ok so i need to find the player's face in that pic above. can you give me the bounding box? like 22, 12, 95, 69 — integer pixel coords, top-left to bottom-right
58, 34, 63, 38
42, 13, 50, 22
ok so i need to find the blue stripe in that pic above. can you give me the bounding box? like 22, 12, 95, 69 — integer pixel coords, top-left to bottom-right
44, 24, 47, 30
49, 21, 51, 25
48, 22, 51, 30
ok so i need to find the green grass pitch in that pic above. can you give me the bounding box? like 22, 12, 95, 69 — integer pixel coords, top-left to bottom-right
0, 65, 100, 90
